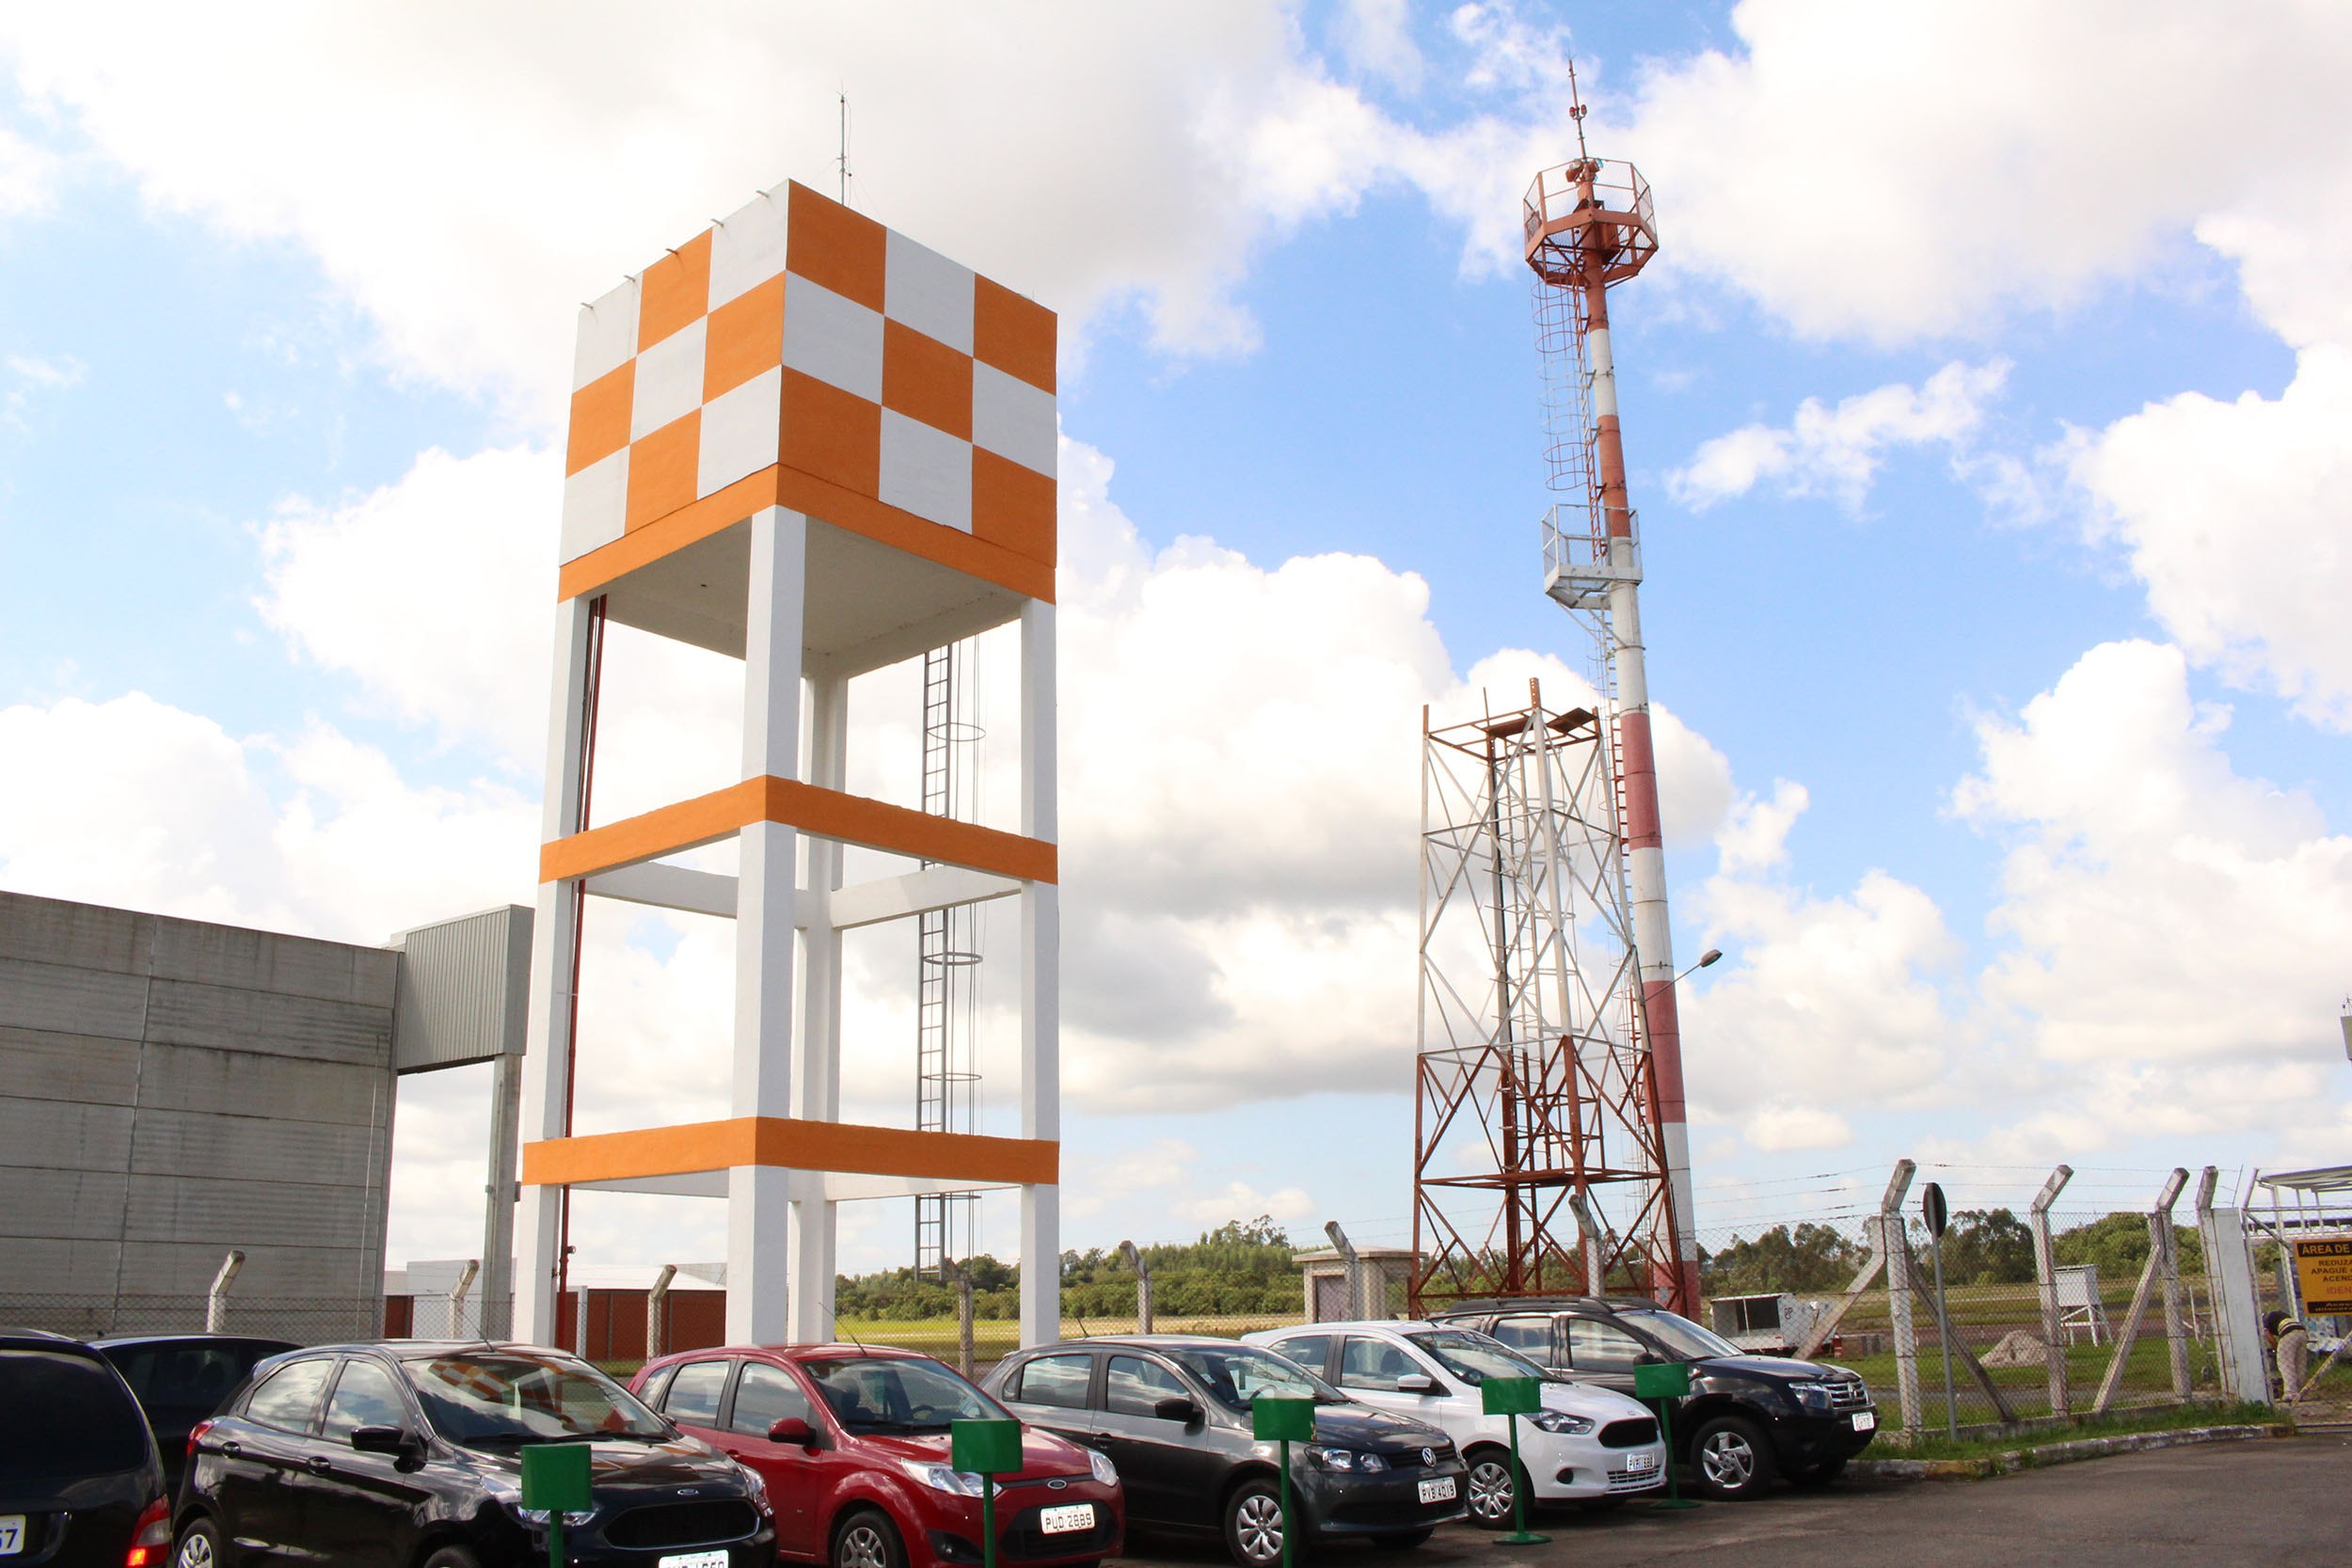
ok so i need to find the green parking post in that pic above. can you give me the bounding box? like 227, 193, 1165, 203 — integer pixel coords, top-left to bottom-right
951, 1418, 1025, 1568
1632, 1360, 1700, 1511
1479, 1376, 1549, 1544
1251, 1396, 1315, 1568
520, 1443, 593, 1568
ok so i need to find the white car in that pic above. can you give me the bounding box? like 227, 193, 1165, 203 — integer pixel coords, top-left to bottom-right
1243, 1320, 1668, 1524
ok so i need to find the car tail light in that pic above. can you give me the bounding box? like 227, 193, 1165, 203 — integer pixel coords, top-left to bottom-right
125, 1497, 171, 1567
186, 1418, 215, 1464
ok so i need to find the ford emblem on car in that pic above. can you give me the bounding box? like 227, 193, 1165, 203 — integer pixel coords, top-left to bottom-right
676, 1488, 699, 1497
1046, 1479, 1067, 1491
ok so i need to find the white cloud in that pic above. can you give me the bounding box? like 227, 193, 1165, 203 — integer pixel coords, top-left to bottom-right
1174, 1179, 1317, 1229
0, 126, 56, 216
1716, 779, 1807, 875
1670, 360, 2009, 513
3, 351, 85, 431
1743, 1101, 1852, 1154
1331, 0, 1423, 93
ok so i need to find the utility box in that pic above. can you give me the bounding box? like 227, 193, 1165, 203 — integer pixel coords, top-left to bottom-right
1708, 1293, 1828, 1355
1294, 1246, 1418, 1322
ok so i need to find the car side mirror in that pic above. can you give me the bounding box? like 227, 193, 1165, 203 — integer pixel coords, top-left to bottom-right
769, 1417, 820, 1447
350, 1426, 411, 1456
1152, 1396, 1202, 1424
1394, 1373, 1438, 1394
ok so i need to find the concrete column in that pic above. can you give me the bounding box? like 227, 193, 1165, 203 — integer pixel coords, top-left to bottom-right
516, 594, 596, 1345
2030, 1164, 2074, 1418
1018, 597, 1062, 1349
787, 662, 847, 1344
729, 508, 805, 1344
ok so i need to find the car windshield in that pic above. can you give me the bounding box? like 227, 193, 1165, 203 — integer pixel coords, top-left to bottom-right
0, 1351, 150, 1481
1618, 1310, 1742, 1360
1162, 1344, 1345, 1411
802, 1356, 1011, 1434
403, 1351, 672, 1445
1405, 1330, 1546, 1386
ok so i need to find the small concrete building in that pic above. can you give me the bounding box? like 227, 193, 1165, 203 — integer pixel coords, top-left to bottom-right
0, 890, 528, 1342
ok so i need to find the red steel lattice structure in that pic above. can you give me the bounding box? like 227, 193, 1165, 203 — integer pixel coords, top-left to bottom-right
1410, 100, 1699, 1315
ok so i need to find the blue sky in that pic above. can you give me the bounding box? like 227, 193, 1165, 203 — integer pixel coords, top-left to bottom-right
2, 1, 2348, 1276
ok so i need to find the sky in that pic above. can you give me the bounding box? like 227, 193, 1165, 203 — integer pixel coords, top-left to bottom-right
2, 0, 2349, 1283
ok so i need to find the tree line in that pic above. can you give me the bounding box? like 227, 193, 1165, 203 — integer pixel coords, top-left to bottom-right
834, 1216, 1302, 1323
1700, 1209, 2209, 1295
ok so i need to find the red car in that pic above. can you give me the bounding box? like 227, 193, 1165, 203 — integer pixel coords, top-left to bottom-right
631, 1345, 1122, 1568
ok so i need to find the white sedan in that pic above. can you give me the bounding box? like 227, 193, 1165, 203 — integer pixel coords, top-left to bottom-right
1244, 1320, 1668, 1524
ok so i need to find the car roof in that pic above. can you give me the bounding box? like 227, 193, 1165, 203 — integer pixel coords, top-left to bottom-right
0, 1327, 105, 1357
1038, 1334, 1270, 1353
90, 1334, 300, 1351
1427, 1296, 1660, 1315
1258, 1321, 1443, 1336
646, 1342, 943, 1367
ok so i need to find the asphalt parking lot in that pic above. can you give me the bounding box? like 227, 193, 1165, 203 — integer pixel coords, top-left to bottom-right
1109, 1435, 2352, 1568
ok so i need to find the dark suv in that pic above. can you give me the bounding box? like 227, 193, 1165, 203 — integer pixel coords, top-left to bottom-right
1426, 1298, 1876, 1498
173, 1340, 775, 1566
986, 1336, 1467, 1567
0, 1329, 170, 1567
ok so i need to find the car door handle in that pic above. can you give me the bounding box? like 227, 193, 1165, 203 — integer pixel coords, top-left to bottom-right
307, 1457, 336, 1475
221, 1441, 242, 1457
724, 1449, 745, 1459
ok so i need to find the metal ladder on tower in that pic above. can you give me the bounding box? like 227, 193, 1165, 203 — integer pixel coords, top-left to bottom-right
914, 645, 957, 1279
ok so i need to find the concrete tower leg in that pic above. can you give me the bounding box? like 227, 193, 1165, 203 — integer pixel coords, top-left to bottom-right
1019, 598, 1062, 1348
730, 507, 806, 1344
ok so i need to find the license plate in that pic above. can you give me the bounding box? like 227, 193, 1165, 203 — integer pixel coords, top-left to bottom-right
1626, 1450, 1659, 1472
0, 1517, 20, 1557
1852, 1412, 1876, 1432
658, 1553, 728, 1568
1417, 1477, 1456, 1505
1039, 1504, 1094, 1534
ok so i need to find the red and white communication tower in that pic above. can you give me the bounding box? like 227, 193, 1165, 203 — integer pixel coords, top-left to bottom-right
1411, 87, 1700, 1314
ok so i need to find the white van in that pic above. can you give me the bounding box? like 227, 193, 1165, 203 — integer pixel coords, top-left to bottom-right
1243, 1321, 1667, 1524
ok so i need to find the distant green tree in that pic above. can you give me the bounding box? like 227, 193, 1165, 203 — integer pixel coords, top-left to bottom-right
1703, 1224, 1863, 1295
2051, 1212, 2204, 1282
1933, 1209, 2036, 1286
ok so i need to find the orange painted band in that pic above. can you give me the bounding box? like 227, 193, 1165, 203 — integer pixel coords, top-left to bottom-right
556, 464, 1056, 606
539, 775, 1057, 885
521, 1117, 1059, 1187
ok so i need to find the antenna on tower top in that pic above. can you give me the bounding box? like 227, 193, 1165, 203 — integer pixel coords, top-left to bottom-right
837, 92, 854, 207
1566, 55, 1590, 162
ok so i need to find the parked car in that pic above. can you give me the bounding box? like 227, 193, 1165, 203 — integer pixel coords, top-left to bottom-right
173, 1339, 775, 1567
0, 1328, 171, 1568
630, 1343, 1120, 1568
1242, 1320, 1666, 1523
1425, 1296, 1878, 1499
985, 1335, 1467, 1567
93, 1335, 299, 1493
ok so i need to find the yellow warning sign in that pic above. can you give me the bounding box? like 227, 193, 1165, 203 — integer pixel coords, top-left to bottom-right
2293, 1236, 2352, 1315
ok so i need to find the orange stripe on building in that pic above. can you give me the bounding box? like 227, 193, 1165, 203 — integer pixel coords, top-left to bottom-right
556, 465, 1057, 606
520, 1117, 1058, 1187
539, 775, 1057, 885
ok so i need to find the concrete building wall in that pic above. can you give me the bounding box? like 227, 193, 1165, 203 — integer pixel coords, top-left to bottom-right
0, 891, 399, 1338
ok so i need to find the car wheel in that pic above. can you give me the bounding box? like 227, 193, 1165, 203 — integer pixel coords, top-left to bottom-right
172, 1518, 225, 1568
1223, 1478, 1292, 1568
834, 1509, 905, 1568
1690, 1416, 1777, 1500
1464, 1447, 1521, 1529
1370, 1528, 1434, 1549
420, 1547, 483, 1568
1789, 1456, 1847, 1489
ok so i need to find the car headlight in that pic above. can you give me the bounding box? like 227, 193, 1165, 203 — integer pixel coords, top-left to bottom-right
1087, 1448, 1118, 1487
1525, 1411, 1595, 1436
737, 1462, 772, 1514
1303, 1445, 1386, 1472
1788, 1381, 1833, 1412
898, 1459, 987, 1497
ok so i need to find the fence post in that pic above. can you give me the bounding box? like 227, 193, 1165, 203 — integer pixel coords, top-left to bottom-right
647, 1265, 675, 1364
2196, 1169, 2272, 1404
959, 1269, 977, 1379
2092, 1167, 2188, 1414
1119, 1241, 1154, 1334
1878, 1162, 1923, 1435
449, 1259, 480, 1339
575, 1281, 591, 1361
2158, 1175, 2192, 1400
207, 1250, 245, 1334
2030, 1164, 2074, 1418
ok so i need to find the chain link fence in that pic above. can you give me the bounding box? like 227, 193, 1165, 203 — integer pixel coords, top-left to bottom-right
0, 1293, 390, 1346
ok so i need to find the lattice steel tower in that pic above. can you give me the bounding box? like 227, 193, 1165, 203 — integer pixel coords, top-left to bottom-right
1410, 85, 1700, 1314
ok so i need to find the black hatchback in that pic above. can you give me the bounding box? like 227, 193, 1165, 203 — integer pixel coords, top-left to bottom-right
0, 1329, 170, 1568
172, 1340, 776, 1568
93, 1336, 299, 1495
985, 1336, 1466, 1568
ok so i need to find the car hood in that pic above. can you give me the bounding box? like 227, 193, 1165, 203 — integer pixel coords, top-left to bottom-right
1306, 1404, 1449, 1452
466, 1436, 756, 1495
1534, 1380, 1651, 1420
1695, 1354, 1854, 1383
850, 1428, 1094, 1483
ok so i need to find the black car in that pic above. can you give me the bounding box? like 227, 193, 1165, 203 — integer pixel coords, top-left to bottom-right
93, 1336, 299, 1494
172, 1340, 776, 1567
985, 1336, 1467, 1567
1426, 1297, 1877, 1498
0, 1329, 172, 1567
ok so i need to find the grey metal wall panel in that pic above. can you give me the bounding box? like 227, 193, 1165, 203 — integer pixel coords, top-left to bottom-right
0, 1165, 129, 1241
0, 893, 152, 974
0, 1028, 142, 1105
0, 1235, 123, 1294
0, 1097, 134, 1174
126, 1105, 381, 1184
151, 919, 398, 1008
0, 955, 151, 1038
140, 1044, 388, 1129
143, 979, 393, 1067
391, 906, 533, 1071
123, 1173, 376, 1248
116, 1239, 380, 1298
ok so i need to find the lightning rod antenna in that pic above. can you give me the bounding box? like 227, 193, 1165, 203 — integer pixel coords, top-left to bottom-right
837, 92, 853, 207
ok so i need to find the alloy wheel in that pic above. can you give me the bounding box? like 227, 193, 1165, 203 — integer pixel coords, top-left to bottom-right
1468, 1458, 1516, 1522
1235, 1492, 1285, 1563
174, 1533, 215, 1568
837, 1523, 891, 1568
1699, 1429, 1756, 1489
